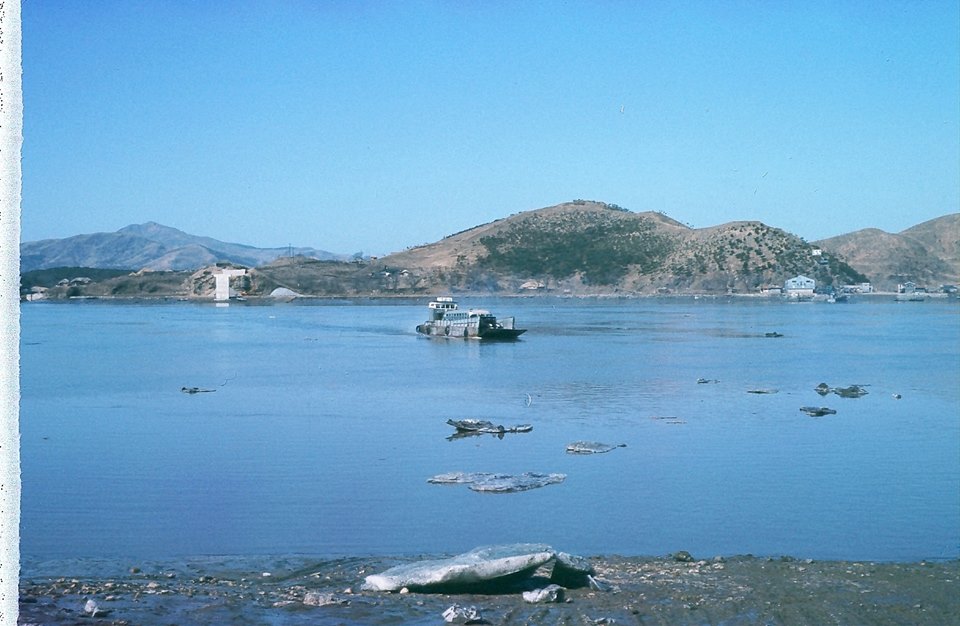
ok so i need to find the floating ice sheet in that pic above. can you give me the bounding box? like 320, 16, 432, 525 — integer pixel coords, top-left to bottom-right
428, 472, 566, 493
565, 441, 626, 455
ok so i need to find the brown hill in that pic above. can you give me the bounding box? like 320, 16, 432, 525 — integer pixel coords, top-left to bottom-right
657, 221, 862, 293
384, 201, 689, 269
378, 201, 865, 295
816, 214, 959, 290
901, 214, 960, 274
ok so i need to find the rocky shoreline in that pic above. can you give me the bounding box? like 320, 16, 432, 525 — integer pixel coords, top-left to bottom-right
18, 554, 959, 625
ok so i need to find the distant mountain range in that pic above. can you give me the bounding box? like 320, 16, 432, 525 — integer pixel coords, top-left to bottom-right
20, 221, 349, 272
19, 204, 960, 297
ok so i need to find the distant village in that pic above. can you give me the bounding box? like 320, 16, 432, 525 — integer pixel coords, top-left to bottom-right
762, 275, 955, 301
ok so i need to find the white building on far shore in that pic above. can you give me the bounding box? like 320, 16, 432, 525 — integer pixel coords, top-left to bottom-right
784, 275, 815, 299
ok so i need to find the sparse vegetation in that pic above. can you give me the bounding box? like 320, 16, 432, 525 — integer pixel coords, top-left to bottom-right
477, 213, 676, 285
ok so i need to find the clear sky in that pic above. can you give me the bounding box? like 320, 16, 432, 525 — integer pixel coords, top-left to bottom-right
22, 1, 960, 256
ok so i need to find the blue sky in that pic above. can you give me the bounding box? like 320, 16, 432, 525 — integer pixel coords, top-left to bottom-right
22, 1, 960, 256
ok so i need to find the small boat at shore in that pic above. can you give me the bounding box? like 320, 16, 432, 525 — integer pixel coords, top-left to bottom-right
416, 297, 526, 340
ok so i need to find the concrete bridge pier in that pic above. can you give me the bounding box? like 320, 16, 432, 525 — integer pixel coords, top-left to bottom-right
214, 268, 247, 302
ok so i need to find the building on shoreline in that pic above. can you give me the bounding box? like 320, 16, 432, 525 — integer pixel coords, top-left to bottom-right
784, 275, 815, 299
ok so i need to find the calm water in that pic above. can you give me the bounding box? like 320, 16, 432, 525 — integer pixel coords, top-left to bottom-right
19, 297, 960, 564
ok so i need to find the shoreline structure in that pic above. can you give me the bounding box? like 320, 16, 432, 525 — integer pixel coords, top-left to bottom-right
18, 552, 960, 625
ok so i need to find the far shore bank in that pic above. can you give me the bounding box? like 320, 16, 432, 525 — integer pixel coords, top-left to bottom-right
18, 553, 960, 625
21, 290, 959, 304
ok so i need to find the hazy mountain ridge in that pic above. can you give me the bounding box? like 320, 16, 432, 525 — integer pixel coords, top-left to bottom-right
20, 221, 346, 272
20, 204, 959, 297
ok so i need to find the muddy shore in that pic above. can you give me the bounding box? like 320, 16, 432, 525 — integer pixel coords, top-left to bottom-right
19, 554, 959, 625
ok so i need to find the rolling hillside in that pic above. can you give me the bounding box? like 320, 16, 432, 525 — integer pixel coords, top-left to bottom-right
20, 203, 959, 298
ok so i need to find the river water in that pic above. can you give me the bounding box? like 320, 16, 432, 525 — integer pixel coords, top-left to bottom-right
18, 296, 960, 567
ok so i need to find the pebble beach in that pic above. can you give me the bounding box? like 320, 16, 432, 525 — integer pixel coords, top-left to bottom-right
19, 553, 960, 625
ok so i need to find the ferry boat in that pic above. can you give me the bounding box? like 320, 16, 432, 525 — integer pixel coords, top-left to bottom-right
416, 297, 526, 340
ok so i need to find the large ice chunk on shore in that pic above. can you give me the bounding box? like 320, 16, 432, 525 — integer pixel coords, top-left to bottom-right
361, 544, 556, 592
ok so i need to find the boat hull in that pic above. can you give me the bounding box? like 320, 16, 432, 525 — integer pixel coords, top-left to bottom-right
416, 323, 526, 340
